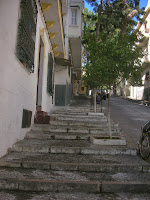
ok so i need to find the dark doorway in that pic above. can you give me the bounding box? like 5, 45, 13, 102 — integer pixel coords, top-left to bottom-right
36, 38, 44, 108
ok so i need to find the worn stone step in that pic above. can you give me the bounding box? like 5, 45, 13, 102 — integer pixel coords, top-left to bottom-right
31, 124, 120, 135
51, 111, 105, 116
26, 132, 90, 140
49, 119, 109, 127
52, 108, 91, 113
11, 139, 135, 155
0, 159, 149, 173
52, 111, 90, 116
26, 131, 121, 141
51, 113, 106, 120
1, 191, 150, 200
52, 117, 108, 123
1, 152, 147, 166
0, 168, 150, 193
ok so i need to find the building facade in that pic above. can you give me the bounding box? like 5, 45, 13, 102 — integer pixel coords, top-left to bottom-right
0, 0, 83, 157
117, 1, 150, 100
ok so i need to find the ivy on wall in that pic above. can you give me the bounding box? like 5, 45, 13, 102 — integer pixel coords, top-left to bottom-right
16, 0, 37, 72
47, 53, 54, 95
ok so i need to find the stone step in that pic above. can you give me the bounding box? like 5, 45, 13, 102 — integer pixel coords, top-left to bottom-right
2, 152, 146, 166
31, 124, 120, 134
0, 160, 149, 173
52, 107, 91, 112
1, 191, 150, 200
1, 152, 148, 172
52, 111, 90, 116
26, 131, 121, 141
0, 168, 150, 193
11, 139, 135, 155
52, 111, 104, 116
51, 113, 106, 120
49, 119, 109, 127
26, 131, 90, 140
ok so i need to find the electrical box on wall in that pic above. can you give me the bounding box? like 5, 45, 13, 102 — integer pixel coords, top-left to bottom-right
22, 109, 32, 128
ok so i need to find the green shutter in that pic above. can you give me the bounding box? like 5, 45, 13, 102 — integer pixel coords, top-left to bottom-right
47, 53, 54, 95
16, 0, 37, 72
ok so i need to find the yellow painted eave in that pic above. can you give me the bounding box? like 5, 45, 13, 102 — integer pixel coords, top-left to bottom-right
41, 3, 52, 12
49, 33, 57, 39
54, 51, 60, 57
52, 44, 59, 50
46, 21, 55, 29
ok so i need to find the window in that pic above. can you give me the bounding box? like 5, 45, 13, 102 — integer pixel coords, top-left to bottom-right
71, 9, 77, 25
16, 0, 37, 72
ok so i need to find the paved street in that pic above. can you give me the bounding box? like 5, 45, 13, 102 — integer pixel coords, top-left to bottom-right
102, 96, 150, 148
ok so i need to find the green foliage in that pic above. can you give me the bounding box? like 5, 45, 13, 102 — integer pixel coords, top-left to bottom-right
83, 0, 144, 89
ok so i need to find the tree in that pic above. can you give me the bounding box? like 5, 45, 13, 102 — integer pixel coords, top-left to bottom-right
83, 0, 144, 137
83, 0, 144, 101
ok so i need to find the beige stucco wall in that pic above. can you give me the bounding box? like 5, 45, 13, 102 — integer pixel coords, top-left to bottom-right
0, 0, 54, 157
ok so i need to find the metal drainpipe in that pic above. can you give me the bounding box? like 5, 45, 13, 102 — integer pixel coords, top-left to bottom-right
59, 0, 65, 43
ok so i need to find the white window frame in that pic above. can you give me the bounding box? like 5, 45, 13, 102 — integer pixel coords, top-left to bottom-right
71, 9, 77, 26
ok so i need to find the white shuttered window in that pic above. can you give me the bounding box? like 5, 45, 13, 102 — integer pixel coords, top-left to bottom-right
71, 9, 77, 25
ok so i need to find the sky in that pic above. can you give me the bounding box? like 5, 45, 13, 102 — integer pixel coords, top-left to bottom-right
84, 0, 148, 12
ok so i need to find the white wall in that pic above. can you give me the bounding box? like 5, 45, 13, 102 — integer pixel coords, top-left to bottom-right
68, 0, 83, 38
55, 66, 70, 85
0, 0, 54, 157
35, 9, 54, 112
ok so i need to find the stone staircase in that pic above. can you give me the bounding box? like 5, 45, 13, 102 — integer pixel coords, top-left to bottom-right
0, 98, 150, 199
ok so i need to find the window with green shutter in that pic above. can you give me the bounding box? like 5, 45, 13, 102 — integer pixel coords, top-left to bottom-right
16, 0, 37, 73
47, 53, 54, 95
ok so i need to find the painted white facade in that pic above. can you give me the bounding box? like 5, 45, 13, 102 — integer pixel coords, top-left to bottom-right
128, 1, 150, 100
68, 0, 84, 37
35, 9, 54, 112
117, 1, 150, 100
0, 0, 55, 157
68, 0, 84, 82
54, 5, 71, 87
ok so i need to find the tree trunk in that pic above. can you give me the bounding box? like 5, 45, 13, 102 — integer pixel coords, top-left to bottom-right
108, 93, 112, 138
93, 88, 97, 112
93, 0, 102, 113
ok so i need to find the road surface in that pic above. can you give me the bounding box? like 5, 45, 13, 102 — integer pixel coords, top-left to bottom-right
102, 96, 150, 148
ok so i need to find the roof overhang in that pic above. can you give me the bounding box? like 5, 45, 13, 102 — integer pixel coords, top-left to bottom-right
40, 0, 66, 58
55, 57, 72, 67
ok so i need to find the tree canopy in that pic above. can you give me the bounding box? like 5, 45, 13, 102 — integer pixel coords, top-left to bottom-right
83, 0, 144, 89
